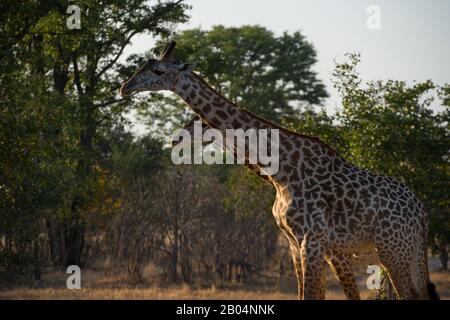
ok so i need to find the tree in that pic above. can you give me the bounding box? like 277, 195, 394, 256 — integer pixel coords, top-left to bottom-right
105, 129, 164, 281
0, 1, 80, 275
0, 0, 189, 271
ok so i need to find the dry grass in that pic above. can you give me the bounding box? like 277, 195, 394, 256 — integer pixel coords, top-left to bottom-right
0, 287, 296, 300
1, 262, 448, 300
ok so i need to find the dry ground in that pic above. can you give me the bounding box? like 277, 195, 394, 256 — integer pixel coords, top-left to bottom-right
1, 260, 448, 300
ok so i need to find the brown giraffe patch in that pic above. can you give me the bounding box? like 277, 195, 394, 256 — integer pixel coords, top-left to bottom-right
203, 103, 212, 113
215, 110, 229, 119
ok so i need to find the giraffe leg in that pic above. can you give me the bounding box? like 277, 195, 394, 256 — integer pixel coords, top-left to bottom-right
326, 251, 361, 300
377, 246, 415, 299
289, 243, 303, 299
300, 237, 326, 300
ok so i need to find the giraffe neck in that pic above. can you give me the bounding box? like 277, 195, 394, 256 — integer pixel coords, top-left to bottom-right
173, 72, 276, 133
173, 72, 282, 181
172, 72, 341, 187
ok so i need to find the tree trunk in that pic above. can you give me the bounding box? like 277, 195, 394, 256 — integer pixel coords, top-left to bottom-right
46, 202, 85, 268
64, 202, 85, 267
439, 245, 448, 270
170, 232, 179, 283
62, 107, 95, 268
45, 51, 88, 269
46, 218, 64, 267
33, 240, 41, 280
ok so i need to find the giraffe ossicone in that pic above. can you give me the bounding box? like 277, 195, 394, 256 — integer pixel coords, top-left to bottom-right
120, 41, 439, 300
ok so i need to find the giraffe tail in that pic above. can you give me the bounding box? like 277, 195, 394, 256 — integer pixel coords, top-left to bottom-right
423, 218, 440, 300
427, 282, 440, 300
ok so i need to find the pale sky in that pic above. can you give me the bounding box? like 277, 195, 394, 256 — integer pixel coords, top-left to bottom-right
124, 0, 450, 131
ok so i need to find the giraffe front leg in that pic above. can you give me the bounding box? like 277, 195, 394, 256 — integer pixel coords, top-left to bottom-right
326, 251, 361, 300
289, 243, 303, 299
300, 236, 327, 300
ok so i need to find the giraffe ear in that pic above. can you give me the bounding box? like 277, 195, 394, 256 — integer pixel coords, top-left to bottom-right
179, 63, 196, 72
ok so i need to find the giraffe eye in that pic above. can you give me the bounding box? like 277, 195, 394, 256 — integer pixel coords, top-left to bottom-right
153, 69, 164, 76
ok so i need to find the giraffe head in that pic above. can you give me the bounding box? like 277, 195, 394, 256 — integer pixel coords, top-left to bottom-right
120, 41, 195, 96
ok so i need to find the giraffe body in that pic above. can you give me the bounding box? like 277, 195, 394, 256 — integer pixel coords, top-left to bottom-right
120, 41, 438, 299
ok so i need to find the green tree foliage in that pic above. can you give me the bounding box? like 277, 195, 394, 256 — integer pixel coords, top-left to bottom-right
0, 0, 188, 272
283, 107, 347, 155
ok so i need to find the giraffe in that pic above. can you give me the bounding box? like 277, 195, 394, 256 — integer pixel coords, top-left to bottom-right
172, 114, 364, 299
120, 41, 439, 300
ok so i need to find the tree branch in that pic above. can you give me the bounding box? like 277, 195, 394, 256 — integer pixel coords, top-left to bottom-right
94, 0, 185, 82
95, 31, 139, 82
93, 97, 127, 109
72, 55, 84, 96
